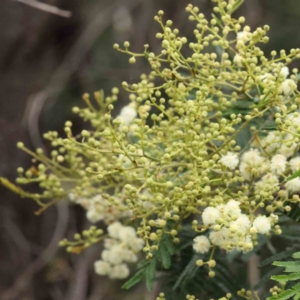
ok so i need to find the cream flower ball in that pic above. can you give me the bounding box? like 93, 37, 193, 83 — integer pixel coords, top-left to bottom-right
220, 152, 239, 169
202, 207, 220, 226
253, 216, 271, 234
193, 236, 211, 253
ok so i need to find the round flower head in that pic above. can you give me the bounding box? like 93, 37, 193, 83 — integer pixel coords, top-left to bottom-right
271, 154, 286, 175
286, 114, 300, 130
241, 148, 264, 165
103, 244, 125, 265
122, 249, 138, 263
193, 236, 211, 254
230, 214, 250, 234
279, 134, 297, 158
237, 235, 253, 253
68, 193, 77, 202
118, 103, 137, 125
233, 54, 243, 67
86, 209, 104, 223
255, 173, 279, 194
280, 66, 289, 78
240, 149, 265, 180
223, 200, 241, 217
253, 216, 271, 234
289, 157, 300, 173
129, 237, 144, 252
285, 178, 300, 193
202, 207, 220, 226
281, 79, 297, 96
107, 222, 122, 239
94, 260, 112, 276
237, 30, 249, 42
209, 228, 229, 248
119, 226, 137, 244
104, 238, 118, 249
220, 152, 239, 169
109, 264, 130, 279
261, 132, 280, 154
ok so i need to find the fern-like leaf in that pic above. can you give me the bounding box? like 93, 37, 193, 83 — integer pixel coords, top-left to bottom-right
293, 252, 300, 259
172, 254, 200, 290
267, 289, 296, 300
121, 269, 145, 289
271, 273, 300, 282
267, 251, 300, 299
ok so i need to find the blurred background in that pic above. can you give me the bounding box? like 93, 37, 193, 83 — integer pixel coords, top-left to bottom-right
1, 0, 300, 299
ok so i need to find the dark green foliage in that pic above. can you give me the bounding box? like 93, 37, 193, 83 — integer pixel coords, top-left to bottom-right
158, 229, 244, 300
254, 267, 284, 290
286, 204, 300, 223
122, 233, 175, 291
157, 235, 176, 269
228, 0, 244, 13
259, 249, 299, 268
287, 170, 300, 181
279, 225, 300, 242
172, 253, 201, 290
266, 252, 300, 300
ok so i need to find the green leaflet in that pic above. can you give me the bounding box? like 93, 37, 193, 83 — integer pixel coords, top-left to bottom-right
157, 234, 176, 270
271, 273, 300, 282
211, 13, 222, 27
267, 252, 300, 299
228, 0, 245, 14
172, 254, 200, 290
286, 205, 300, 223
267, 283, 300, 300
273, 261, 300, 272
121, 269, 145, 289
163, 235, 176, 255
284, 266, 300, 273
122, 257, 157, 291
267, 289, 296, 300
273, 261, 300, 268
146, 258, 157, 290
157, 242, 172, 269
292, 282, 300, 292
287, 170, 300, 181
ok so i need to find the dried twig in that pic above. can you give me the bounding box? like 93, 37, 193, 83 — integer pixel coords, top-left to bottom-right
14, 0, 72, 18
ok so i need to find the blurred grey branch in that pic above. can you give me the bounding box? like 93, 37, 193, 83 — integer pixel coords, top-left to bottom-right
14, 0, 72, 18
2, 200, 69, 300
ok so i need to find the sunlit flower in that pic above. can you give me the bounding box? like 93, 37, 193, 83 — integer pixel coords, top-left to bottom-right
285, 178, 300, 193
253, 216, 271, 234
233, 54, 244, 67
281, 79, 297, 96
271, 154, 286, 175
110, 264, 130, 279
290, 157, 300, 172
118, 104, 137, 125
94, 260, 112, 276
193, 236, 211, 253
280, 66, 289, 78
202, 207, 220, 226
220, 152, 239, 169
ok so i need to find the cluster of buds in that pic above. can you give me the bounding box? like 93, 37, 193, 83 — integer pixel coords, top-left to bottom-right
3, 0, 300, 291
